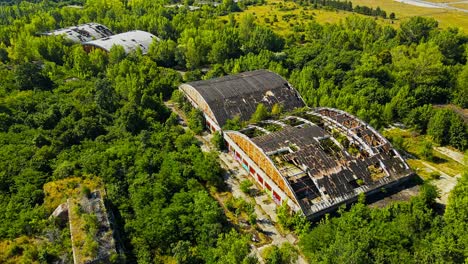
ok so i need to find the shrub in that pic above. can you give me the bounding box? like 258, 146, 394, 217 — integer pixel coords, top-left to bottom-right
240, 180, 253, 194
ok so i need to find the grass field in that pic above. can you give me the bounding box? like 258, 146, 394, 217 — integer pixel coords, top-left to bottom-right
351, 0, 468, 29
221, 0, 396, 35
225, 0, 468, 35
424, 0, 464, 3
451, 3, 468, 9
383, 128, 465, 179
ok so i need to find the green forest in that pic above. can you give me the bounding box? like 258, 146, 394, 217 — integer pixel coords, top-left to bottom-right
0, 0, 467, 263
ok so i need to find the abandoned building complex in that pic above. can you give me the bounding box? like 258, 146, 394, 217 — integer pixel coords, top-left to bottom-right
44, 23, 114, 43
180, 70, 414, 218
45, 23, 157, 54
82, 30, 158, 54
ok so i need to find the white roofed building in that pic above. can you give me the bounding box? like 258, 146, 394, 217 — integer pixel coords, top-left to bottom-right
82, 30, 159, 54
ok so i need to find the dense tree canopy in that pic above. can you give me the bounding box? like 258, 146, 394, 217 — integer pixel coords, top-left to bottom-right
299, 179, 468, 263
0, 0, 466, 262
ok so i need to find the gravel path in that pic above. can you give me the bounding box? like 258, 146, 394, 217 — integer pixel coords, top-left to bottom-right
435, 147, 465, 165
421, 161, 461, 204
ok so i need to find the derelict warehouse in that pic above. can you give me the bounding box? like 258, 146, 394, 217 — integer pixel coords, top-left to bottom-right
180, 70, 413, 219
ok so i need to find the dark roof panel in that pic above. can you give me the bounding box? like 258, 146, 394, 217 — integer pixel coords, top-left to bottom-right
229, 109, 413, 218
186, 70, 305, 126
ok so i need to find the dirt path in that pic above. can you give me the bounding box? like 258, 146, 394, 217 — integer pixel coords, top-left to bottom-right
421, 161, 461, 204
435, 147, 465, 165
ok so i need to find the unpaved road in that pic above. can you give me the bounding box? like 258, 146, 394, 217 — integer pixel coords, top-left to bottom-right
421, 161, 461, 204
435, 147, 465, 165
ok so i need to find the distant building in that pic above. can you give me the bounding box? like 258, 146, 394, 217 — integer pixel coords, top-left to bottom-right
179, 70, 414, 219
165, 4, 201, 11
44, 23, 113, 43
82, 30, 159, 54
45, 24, 158, 55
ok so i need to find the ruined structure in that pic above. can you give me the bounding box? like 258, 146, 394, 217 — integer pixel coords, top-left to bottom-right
69, 190, 117, 264
179, 70, 414, 219
83, 30, 158, 54
44, 23, 113, 43
47, 179, 118, 263
45, 24, 158, 55
180, 70, 305, 132
224, 109, 413, 217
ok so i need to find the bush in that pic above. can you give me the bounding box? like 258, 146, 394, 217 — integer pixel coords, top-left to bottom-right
82, 186, 91, 198
187, 108, 205, 134
211, 131, 225, 150
392, 135, 407, 152
420, 140, 433, 161
429, 171, 441, 180
248, 212, 257, 225
262, 243, 298, 264
240, 180, 253, 194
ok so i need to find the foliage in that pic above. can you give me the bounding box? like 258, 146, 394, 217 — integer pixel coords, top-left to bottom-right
299, 180, 468, 263
420, 140, 434, 161
271, 103, 283, 117
250, 103, 270, 123
205, 229, 254, 264
223, 116, 243, 131
240, 180, 253, 194
427, 109, 467, 150
187, 108, 205, 134
211, 131, 225, 151
0, 0, 467, 262
262, 243, 298, 264
277, 202, 310, 235
390, 135, 407, 153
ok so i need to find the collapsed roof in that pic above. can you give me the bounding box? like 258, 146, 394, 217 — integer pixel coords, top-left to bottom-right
225, 107, 413, 217
83, 30, 159, 54
180, 70, 306, 127
44, 23, 113, 43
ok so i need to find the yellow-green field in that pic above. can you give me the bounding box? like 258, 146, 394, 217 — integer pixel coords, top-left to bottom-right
383, 128, 465, 179
424, 0, 462, 3
451, 3, 468, 9
351, 0, 468, 29
226, 0, 468, 33
221, 0, 394, 35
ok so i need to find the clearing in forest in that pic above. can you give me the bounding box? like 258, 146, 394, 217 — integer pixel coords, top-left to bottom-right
220, 0, 396, 36
383, 128, 465, 179
225, 0, 468, 33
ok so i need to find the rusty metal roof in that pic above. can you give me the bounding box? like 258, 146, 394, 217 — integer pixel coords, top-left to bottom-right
229, 109, 413, 218
186, 70, 305, 127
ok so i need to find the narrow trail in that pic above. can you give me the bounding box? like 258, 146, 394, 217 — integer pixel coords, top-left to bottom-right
420, 161, 461, 204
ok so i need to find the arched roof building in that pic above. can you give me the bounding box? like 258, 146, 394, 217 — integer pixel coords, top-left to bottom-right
179, 70, 413, 218
44, 23, 113, 43
223, 108, 413, 218
83, 30, 159, 54
179, 70, 306, 130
